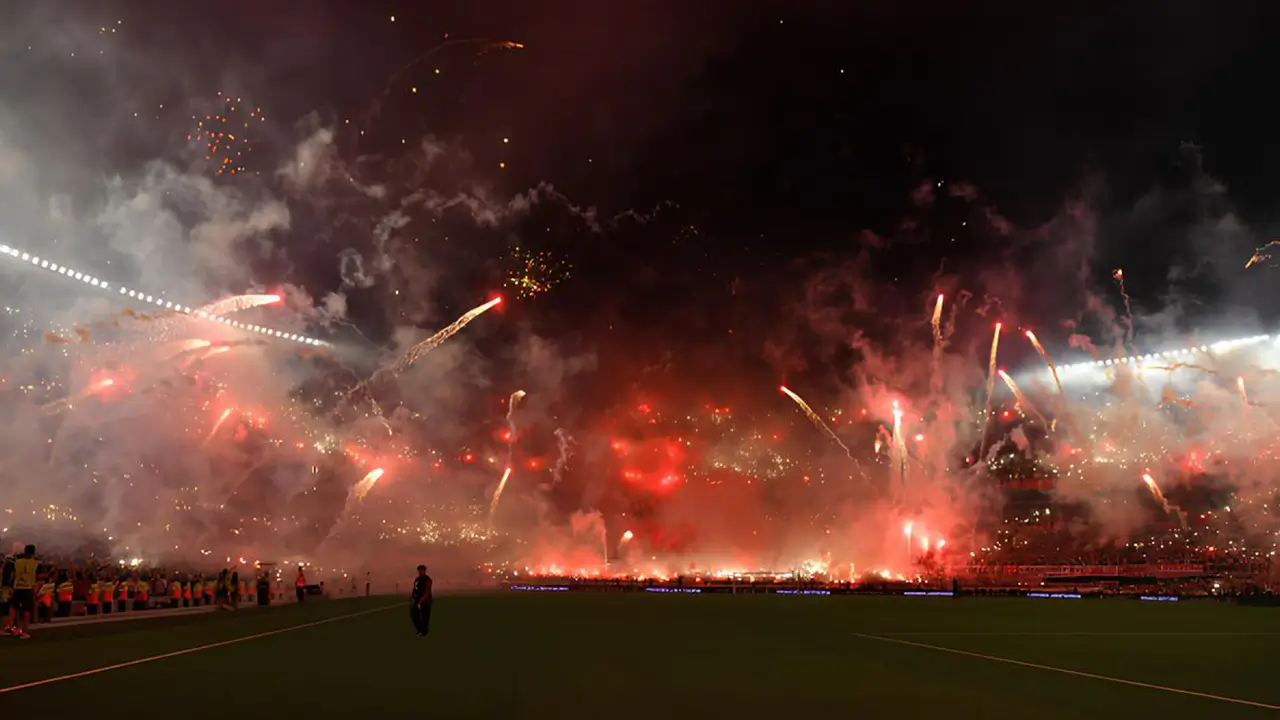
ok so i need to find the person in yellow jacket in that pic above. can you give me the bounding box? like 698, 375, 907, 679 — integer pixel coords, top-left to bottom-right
100, 575, 115, 615
204, 575, 215, 605
134, 573, 149, 611
185, 574, 196, 607
170, 576, 183, 608
7, 545, 38, 639
85, 574, 100, 616
56, 572, 74, 618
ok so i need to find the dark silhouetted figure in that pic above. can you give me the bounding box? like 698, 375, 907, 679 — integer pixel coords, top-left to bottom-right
410, 565, 432, 636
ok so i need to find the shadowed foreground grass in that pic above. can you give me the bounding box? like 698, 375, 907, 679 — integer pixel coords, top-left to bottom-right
2, 593, 1279, 718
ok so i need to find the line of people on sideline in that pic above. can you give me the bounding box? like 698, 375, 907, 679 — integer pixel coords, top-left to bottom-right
0, 545, 270, 638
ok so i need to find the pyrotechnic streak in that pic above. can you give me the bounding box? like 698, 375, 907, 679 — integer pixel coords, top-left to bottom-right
930, 294, 945, 394
0, 244, 325, 346
1025, 330, 1067, 430
201, 409, 234, 447
390, 298, 501, 374
1141, 472, 1172, 514
362, 38, 525, 134
904, 521, 913, 557
489, 467, 513, 524
1237, 376, 1249, 413
491, 390, 527, 523
41, 378, 116, 414
931, 294, 944, 346
353, 468, 385, 502
997, 369, 1049, 428
1112, 268, 1134, 348
195, 294, 282, 317
977, 322, 1002, 460
1246, 240, 1280, 269
780, 385, 855, 459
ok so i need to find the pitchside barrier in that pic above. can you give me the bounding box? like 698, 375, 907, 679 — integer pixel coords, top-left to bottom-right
506, 582, 1261, 603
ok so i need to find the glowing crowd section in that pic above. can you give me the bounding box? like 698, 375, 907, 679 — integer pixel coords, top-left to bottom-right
0, 244, 329, 347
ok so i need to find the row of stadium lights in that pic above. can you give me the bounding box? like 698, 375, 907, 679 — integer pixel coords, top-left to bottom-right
1052, 335, 1272, 374
0, 245, 330, 347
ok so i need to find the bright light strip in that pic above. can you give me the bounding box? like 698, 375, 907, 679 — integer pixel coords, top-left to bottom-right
0, 244, 329, 347
1048, 333, 1272, 377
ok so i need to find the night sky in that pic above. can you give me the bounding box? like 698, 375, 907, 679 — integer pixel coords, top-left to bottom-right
5, 1, 1279, 418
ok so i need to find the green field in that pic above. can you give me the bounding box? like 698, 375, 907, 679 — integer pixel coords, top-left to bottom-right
2, 593, 1279, 717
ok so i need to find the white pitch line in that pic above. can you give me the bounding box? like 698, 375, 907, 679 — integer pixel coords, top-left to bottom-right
0, 604, 397, 694
874, 631, 1280, 637
852, 633, 1280, 711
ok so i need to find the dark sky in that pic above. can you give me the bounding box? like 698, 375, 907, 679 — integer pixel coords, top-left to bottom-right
6, 0, 1280, 412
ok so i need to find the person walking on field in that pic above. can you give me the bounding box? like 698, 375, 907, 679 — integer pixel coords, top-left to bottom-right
410, 565, 432, 637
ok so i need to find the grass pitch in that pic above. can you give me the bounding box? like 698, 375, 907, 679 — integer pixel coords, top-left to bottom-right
1, 593, 1278, 717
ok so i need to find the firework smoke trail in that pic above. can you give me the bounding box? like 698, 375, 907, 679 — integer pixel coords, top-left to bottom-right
779, 385, 855, 459
353, 467, 385, 502
891, 401, 908, 487
1112, 268, 1135, 349
1025, 330, 1067, 430
997, 369, 1049, 428
489, 467, 513, 525
201, 408, 234, 447
552, 428, 573, 486
930, 294, 945, 394
1237, 375, 1251, 415
977, 322, 1002, 460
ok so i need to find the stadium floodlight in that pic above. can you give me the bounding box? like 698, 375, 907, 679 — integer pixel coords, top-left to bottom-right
0, 244, 329, 347
1050, 334, 1272, 376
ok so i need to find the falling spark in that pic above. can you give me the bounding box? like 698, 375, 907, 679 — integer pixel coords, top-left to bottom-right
201, 408, 234, 447
997, 369, 1049, 428
1237, 376, 1249, 413
903, 521, 913, 556
780, 385, 854, 459
353, 468, 385, 502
